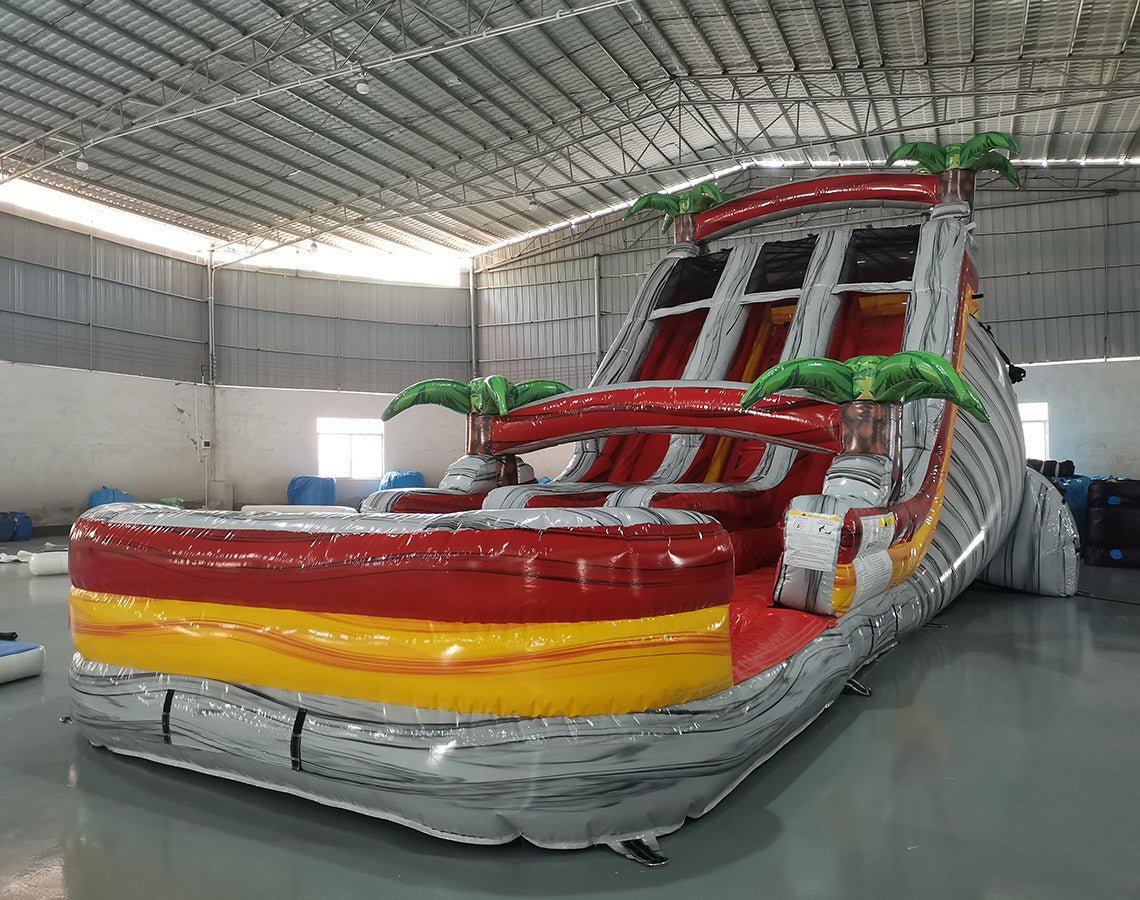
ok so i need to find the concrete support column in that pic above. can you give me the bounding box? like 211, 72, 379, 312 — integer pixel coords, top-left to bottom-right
469, 263, 479, 379
593, 253, 603, 369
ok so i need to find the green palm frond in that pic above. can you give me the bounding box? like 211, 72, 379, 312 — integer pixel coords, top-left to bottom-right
741, 358, 856, 408
845, 355, 886, 373
886, 141, 947, 172
942, 143, 964, 168
870, 351, 988, 421
959, 132, 1020, 169
677, 183, 734, 214
473, 375, 515, 415
625, 193, 680, 219
382, 379, 471, 420
383, 375, 573, 420
844, 355, 886, 400
626, 181, 732, 231
741, 351, 988, 421
513, 379, 572, 407
696, 182, 735, 204
969, 150, 1021, 187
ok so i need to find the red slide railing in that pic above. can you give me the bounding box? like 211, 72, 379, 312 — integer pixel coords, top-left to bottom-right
694, 173, 941, 242
484, 384, 840, 456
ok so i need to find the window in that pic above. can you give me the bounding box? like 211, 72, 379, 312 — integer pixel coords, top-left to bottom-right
653, 249, 731, 311
842, 226, 920, 283
1018, 402, 1050, 460
317, 417, 384, 479
746, 235, 817, 293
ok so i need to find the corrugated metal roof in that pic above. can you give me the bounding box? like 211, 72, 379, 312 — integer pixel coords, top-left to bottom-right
2, 0, 1140, 257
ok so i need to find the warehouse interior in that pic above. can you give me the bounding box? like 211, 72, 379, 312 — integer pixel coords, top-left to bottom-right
2, 1, 1139, 897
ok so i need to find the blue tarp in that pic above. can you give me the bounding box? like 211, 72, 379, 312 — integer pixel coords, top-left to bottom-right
378, 471, 426, 490
88, 487, 138, 508
287, 476, 337, 505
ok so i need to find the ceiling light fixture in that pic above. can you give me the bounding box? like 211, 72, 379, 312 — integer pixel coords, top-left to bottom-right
354, 76, 370, 96
308, 240, 319, 252
528, 195, 539, 210
827, 146, 841, 164
75, 151, 90, 172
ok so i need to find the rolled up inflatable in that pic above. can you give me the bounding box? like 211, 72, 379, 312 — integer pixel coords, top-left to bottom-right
29, 550, 69, 576
0, 642, 44, 684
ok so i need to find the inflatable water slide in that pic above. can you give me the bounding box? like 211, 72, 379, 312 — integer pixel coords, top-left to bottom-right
69, 148, 1078, 862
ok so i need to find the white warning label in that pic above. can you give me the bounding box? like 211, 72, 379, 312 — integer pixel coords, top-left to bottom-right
784, 510, 842, 572
853, 551, 894, 600
859, 513, 896, 553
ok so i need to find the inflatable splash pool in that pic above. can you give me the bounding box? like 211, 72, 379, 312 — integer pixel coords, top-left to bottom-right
68, 164, 1078, 862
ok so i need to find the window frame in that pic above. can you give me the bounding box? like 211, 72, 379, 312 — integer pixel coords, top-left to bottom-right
316, 417, 386, 479
1017, 402, 1050, 460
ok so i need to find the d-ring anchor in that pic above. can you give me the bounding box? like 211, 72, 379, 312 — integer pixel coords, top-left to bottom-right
843, 678, 872, 697
617, 838, 669, 867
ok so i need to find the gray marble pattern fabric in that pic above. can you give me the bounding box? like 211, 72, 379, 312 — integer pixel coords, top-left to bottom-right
979, 467, 1080, 596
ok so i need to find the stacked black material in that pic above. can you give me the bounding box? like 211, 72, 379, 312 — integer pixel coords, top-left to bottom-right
1027, 459, 1076, 478
1085, 480, 1140, 568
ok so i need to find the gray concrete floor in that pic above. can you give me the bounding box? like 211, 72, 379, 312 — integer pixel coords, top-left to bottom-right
2, 539, 1138, 899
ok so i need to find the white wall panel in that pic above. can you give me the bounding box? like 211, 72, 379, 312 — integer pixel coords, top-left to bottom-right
0, 211, 470, 390
1016, 359, 1140, 477
0, 359, 477, 525
975, 190, 1140, 363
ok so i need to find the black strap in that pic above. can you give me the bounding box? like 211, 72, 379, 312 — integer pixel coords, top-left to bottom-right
290, 708, 308, 771
161, 689, 175, 745
980, 321, 1026, 383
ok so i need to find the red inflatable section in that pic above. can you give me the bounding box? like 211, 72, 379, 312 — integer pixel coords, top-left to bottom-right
583, 308, 708, 483
69, 516, 736, 625
489, 387, 840, 456
694, 174, 940, 242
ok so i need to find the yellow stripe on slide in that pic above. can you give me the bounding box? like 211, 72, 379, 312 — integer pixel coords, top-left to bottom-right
69, 589, 733, 718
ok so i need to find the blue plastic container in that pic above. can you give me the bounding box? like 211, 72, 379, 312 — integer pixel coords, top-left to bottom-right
0, 516, 14, 543
378, 470, 426, 490
88, 486, 138, 508
287, 476, 337, 506
9, 513, 32, 541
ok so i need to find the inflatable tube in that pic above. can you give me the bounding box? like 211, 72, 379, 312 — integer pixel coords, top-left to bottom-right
0, 642, 45, 684
28, 550, 68, 576
239, 505, 357, 513
980, 468, 1080, 595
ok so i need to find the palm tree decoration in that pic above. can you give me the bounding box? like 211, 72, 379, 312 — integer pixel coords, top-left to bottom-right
624, 181, 734, 241
742, 351, 987, 461
886, 132, 1021, 196
382, 375, 571, 421
742, 351, 987, 419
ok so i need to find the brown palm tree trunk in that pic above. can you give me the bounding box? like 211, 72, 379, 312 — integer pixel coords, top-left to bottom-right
672, 213, 696, 244
938, 169, 976, 205
467, 414, 493, 456
838, 401, 903, 491
499, 455, 520, 485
